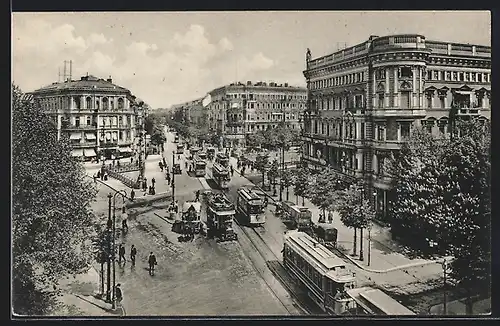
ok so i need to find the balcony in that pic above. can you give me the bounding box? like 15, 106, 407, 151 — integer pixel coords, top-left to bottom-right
457, 108, 481, 116
372, 108, 426, 118
372, 139, 405, 150
62, 124, 97, 131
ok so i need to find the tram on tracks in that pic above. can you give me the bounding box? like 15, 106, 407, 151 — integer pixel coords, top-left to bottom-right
205, 191, 238, 242
345, 287, 415, 315
280, 201, 313, 231
172, 201, 202, 239
283, 231, 357, 315
236, 187, 266, 226
212, 162, 230, 190
192, 155, 207, 177
176, 143, 184, 154
214, 152, 230, 168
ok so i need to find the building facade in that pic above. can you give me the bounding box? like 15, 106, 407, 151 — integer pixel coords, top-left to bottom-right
207, 81, 308, 147
302, 34, 491, 222
31, 75, 141, 160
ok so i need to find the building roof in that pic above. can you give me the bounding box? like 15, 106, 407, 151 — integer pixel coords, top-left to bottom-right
33, 75, 131, 95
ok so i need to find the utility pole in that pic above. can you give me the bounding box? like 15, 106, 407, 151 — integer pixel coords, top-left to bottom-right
443, 259, 448, 314
111, 196, 116, 310
279, 97, 286, 202
359, 189, 364, 261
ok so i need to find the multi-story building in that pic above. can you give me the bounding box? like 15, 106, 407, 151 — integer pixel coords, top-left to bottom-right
30, 75, 141, 160
302, 34, 491, 222
207, 81, 308, 147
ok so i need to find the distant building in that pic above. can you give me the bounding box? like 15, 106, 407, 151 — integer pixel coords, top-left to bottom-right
207, 81, 308, 147
30, 75, 143, 160
302, 34, 491, 222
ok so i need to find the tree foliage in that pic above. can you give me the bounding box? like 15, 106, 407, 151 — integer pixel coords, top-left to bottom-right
387, 120, 491, 309
337, 181, 375, 230
12, 84, 98, 315
306, 167, 345, 213
293, 166, 311, 205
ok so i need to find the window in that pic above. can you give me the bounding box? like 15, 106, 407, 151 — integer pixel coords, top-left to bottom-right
452, 72, 458, 81
75, 117, 80, 127
119, 116, 123, 126
400, 67, 413, 78
439, 122, 446, 134
445, 71, 451, 81
427, 70, 432, 81
377, 156, 385, 175
440, 96, 445, 108
433, 71, 439, 80
96, 99, 100, 110
427, 94, 433, 108
355, 95, 363, 108
86, 97, 92, 109
102, 98, 109, 110
400, 122, 411, 140
377, 126, 385, 141
425, 120, 433, 133
400, 91, 411, 109
360, 122, 365, 139
74, 97, 81, 109
118, 98, 124, 109
86, 116, 91, 126
378, 93, 384, 108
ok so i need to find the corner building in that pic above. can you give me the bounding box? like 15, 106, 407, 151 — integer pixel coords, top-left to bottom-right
302, 34, 491, 223
31, 75, 140, 160
207, 81, 307, 147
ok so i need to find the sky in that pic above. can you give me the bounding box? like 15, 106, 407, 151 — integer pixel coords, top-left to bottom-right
12, 11, 490, 109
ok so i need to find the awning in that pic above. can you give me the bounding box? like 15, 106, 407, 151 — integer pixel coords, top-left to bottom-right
70, 133, 82, 140
84, 149, 97, 157
71, 149, 84, 157
85, 133, 96, 140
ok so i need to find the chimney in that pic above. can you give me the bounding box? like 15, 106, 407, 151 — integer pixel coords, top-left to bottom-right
246, 80, 252, 86
69, 60, 72, 81
107, 76, 113, 83
284, 83, 289, 87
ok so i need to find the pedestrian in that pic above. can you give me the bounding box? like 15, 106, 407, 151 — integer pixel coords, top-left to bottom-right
130, 245, 137, 266
195, 190, 200, 202
130, 189, 135, 201
159, 161, 163, 171
162, 157, 167, 166
130, 156, 134, 164
166, 173, 171, 185
97, 170, 101, 179
178, 155, 181, 161
115, 284, 123, 307
122, 218, 128, 233
118, 244, 126, 263
151, 187, 156, 195
230, 165, 234, 176
117, 160, 121, 168
148, 252, 157, 275
152, 178, 156, 187
93, 173, 97, 183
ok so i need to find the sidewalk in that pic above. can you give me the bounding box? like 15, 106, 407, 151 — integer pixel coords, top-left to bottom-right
229, 156, 438, 274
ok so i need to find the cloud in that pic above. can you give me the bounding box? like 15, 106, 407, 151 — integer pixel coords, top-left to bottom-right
88, 33, 112, 46
13, 21, 277, 108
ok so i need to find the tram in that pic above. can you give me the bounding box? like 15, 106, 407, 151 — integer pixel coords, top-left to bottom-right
214, 152, 230, 168
345, 287, 416, 315
283, 231, 357, 315
193, 157, 207, 177
236, 187, 266, 226
176, 143, 184, 154
281, 202, 312, 231
205, 191, 238, 242
212, 162, 230, 190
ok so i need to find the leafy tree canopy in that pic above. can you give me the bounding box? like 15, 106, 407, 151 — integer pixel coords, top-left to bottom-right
12, 84, 98, 315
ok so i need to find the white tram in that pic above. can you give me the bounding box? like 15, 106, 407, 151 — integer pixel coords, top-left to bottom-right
236, 187, 266, 226
212, 163, 230, 190
283, 231, 357, 315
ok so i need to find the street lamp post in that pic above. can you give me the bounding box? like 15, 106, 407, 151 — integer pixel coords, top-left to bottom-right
111, 189, 127, 310
172, 150, 176, 201
359, 190, 364, 261
279, 99, 286, 202
368, 191, 376, 266
442, 259, 448, 315
105, 193, 112, 302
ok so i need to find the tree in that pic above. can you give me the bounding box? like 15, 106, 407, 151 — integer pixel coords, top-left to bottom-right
293, 166, 311, 206
306, 167, 344, 219
268, 159, 279, 196
254, 154, 269, 187
387, 120, 491, 313
150, 125, 166, 147
337, 180, 375, 257
246, 132, 266, 148
281, 170, 294, 202
12, 84, 98, 315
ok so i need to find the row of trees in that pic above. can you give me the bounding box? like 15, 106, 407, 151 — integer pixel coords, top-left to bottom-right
288, 119, 490, 313
12, 84, 98, 315
246, 125, 301, 150
387, 120, 491, 313
144, 114, 166, 148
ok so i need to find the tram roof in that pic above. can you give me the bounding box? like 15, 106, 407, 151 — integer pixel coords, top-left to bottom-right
213, 163, 229, 173
238, 187, 261, 201
346, 287, 416, 315
285, 231, 346, 270
182, 202, 201, 213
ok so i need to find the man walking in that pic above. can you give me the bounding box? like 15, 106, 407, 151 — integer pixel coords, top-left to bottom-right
115, 283, 124, 311
118, 244, 126, 264
328, 211, 333, 224
130, 189, 135, 201
130, 245, 137, 266
151, 177, 156, 188
148, 252, 157, 276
